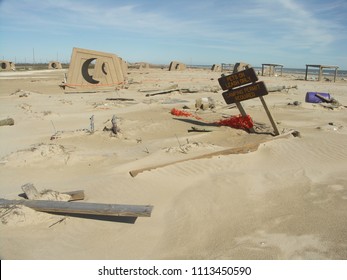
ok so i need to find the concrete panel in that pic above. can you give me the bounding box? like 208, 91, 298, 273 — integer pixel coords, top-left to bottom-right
169, 61, 186, 71
64, 47, 126, 92
48, 61, 62, 69
0, 60, 15, 71
233, 62, 252, 73
211, 64, 221, 71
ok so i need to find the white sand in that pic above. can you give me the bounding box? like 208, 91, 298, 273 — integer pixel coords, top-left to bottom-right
0, 67, 346, 259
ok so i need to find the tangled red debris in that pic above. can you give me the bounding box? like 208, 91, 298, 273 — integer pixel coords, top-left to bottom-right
214, 115, 254, 130
170, 108, 253, 130
170, 108, 202, 120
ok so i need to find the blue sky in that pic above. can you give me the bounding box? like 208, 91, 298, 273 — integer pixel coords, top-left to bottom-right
1, 0, 346, 69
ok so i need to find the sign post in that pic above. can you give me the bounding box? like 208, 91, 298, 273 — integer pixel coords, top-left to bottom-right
218, 67, 280, 136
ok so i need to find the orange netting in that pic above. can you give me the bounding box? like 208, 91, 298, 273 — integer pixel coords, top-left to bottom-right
170, 108, 202, 120
214, 115, 254, 130
170, 108, 254, 130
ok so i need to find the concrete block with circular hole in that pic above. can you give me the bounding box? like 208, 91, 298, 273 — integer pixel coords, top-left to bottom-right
64, 47, 127, 93
0, 60, 15, 71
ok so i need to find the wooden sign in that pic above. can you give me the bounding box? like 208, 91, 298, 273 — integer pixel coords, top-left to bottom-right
218, 68, 258, 90
222, 81, 268, 104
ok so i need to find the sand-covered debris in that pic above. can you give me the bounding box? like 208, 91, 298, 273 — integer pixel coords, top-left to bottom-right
0, 190, 71, 227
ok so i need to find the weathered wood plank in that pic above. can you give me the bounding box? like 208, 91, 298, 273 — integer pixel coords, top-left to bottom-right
235, 102, 256, 133
21, 183, 40, 200
21, 183, 85, 201
130, 143, 261, 177
129, 130, 297, 177
0, 199, 153, 217
259, 96, 280, 136
63, 190, 85, 201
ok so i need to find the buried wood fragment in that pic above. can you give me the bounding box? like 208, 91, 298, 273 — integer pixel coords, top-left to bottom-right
267, 85, 297, 92
0, 199, 153, 217
106, 98, 135, 101
188, 127, 213, 133
129, 130, 297, 177
21, 183, 85, 202
145, 88, 180, 97
21, 183, 40, 200
63, 190, 85, 201
0, 118, 14, 126
129, 143, 260, 177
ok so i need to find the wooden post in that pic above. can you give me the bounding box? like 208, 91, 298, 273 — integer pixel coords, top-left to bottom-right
334, 67, 338, 82
259, 96, 280, 136
235, 102, 256, 133
111, 115, 119, 134
90, 115, 94, 133
0, 199, 153, 217
318, 66, 323, 81
305, 65, 309, 80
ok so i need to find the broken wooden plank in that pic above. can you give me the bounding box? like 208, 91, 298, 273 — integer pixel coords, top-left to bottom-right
106, 98, 135, 101
21, 183, 85, 202
21, 183, 40, 200
188, 127, 213, 133
0, 199, 153, 217
130, 143, 260, 177
139, 84, 178, 93
145, 88, 180, 97
62, 190, 85, 201
129, 130, 297, 177
315, 93, 332, 103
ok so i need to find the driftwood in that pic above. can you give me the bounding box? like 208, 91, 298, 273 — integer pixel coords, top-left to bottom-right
315, 94, 344, 109
0, 198, 153, 217
188, 127, 213, 133
139, 84, 178, 93
21, 183, 40, 199
267, 85, 297, 92
63, 190, 85, 201
106, 98, 135, 101
130, 143, 260, 177
129, 130, 297, 177
145, 88, 180, 97
21, 183, 85, 201
315, 93, 332, 103
0, 118, 14, 126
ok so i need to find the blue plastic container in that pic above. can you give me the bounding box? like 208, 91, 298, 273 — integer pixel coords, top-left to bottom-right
305, 92, 330, 103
